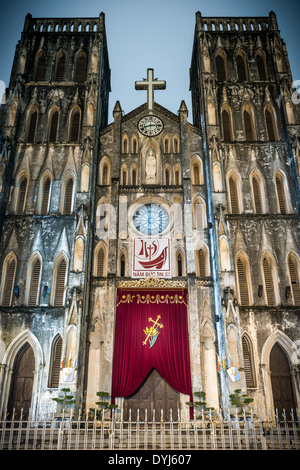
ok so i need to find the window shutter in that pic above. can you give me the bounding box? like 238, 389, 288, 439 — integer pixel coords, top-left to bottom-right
63, 178, 73, 215
97, 248, 105, 276
256, 54, 267, 80
49, 111, 58, 142
70, 110, 80, 142
263, 257, 275, 306
222, 110, 232, 141
265, 109, 276, 141
237, 258, 249, 305
54, 258, 66, 306
216, 55, 226, 81
28, 258, 41, 306
237, 55, 247, 81
244, 110, 254, 141
27, 111, 37, 143
229, 177, 239, 214
3, 258, 16, 306
288, 256, 300, 306
275, 176, 286, 214
252, 176, 262, 214
50, 336, 62, 388
75, 54, 86, 82
55, 54, 65, 81
17, 176, 28, 215
242, 336, 255, 387
41, 177, 51, 215
198, 249, 206, 277
35, 53, 46, 81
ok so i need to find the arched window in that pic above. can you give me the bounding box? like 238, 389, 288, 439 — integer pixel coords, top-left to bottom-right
177, 252, 183, 277
49, 108, 59, 142
256, 52, 268, 80
28, 256, 41, 306
194, 198, 207, 230
265, 106, 277, 141
120, 253, 126, 277
34, 51, 46, 81
173, 135, 179, 154
53, 256, 67, 306
262, 255, 276, 306
122, 135, 129, 154
222, 107, 233, 141
121, 164, 128, 185
132, 135, 138, 154
1, 253, 17, 306
288, 254, 300, 306
242, 335, 256, 387
48, 335, 62, 388
96, 246, 106, 276
16, 174, 28, 215
236, 52, 248, 81
174, 165, 180, 185
55, 51, 66, 81
216, 52, 227, 81
192, 157, 203, 185
75, 51, 87, 82
165, 166, 170, 185
39, 174, 51, 215
164, 135, 170, 153
197, 248, 207, 277
243, 108, 255, 141
251, 173, 263, 214
132, 167, 137, 186
69, 107, 81, 142
275, 171, 289, 214
62, 176, 74, 215
27, 107, 38, 143
228, 173, 240, 214
100, 159, 110, 185
236, 255, 251, 306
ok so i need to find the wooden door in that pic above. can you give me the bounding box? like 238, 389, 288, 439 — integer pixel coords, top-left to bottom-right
8, 343, 35, 419
270, 343, 296, 417
124, 369, 180, 421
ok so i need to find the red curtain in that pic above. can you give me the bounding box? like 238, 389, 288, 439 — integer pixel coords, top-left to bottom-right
111, 289, 193, 406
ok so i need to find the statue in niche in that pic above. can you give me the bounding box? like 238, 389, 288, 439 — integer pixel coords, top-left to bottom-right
145, 149, 156, 183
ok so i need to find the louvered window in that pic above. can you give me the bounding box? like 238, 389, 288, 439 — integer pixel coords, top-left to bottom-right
55, 53, 65, 81
41, 177, 51, 215
265, 109, 276, 141
252, 176, 262, 214
28, 258, 41, 306
222, 110, 232, 141
2, 257, 16, 306
229, 177, 239, 214
27, 110, 37, 143
49, 110, 58, 142
198, 249, 206, 277
35, 53, 46, 81
256, 54, 267, 81
242, 336, 255, 387
54, 258, 66, 306
17, 176, 28, 215
237, 55, 247, 81
275, 176, 286, 214
97, 248, 105, 276
288, 256, 300, 306
75, 53, 86, 82
244, 110, 254, 141
63, 178, 73, 215
263, 257, 275, 306
216, 55, 226, 81
49, 336, 62, 388
237, 258, 249, 305
70, 109, 80, 142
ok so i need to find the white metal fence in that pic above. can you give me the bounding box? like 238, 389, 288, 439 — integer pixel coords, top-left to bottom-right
0, 408, 299, 450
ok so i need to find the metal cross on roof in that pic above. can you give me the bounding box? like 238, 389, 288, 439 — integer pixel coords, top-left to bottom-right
135, 68, 166, 113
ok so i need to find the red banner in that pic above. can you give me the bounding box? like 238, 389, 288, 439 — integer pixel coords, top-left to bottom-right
111, 289, 193, 407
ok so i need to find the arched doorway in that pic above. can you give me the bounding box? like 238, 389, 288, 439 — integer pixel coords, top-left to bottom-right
8, 343, 35, 419
270, 343, 296, 417
124, 368, 180, 421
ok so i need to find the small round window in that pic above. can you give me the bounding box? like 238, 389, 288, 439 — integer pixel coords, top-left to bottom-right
132, 203, 169, 235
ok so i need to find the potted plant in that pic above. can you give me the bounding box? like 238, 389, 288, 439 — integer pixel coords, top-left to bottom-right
52, 387, 76, 426
89, 391, 118, 422
229, 388, 254, 420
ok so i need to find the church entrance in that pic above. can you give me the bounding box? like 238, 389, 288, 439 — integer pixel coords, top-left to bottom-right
270, 343, 296, 417
8, 343, 35, 419
123, 368, 180, 421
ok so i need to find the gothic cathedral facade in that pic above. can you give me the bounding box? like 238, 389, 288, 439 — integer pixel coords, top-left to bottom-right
0, 11, 299, 420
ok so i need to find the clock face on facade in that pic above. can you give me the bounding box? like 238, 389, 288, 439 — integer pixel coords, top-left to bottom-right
138, 115, 164, 136
132, 203, 169, 235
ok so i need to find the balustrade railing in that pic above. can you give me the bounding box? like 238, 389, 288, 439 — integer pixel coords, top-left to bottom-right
0, 408, 299, 450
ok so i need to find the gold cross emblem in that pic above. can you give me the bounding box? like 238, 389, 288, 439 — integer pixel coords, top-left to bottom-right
143, 315, 164, 347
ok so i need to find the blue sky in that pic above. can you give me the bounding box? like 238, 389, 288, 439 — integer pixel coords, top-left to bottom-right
0, 0, 299, 124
